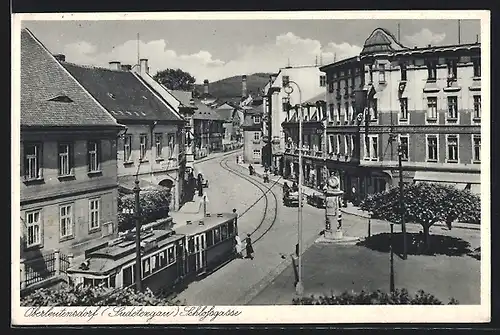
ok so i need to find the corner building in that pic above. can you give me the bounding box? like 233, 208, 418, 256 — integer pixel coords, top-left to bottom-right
282, 28, 481, 200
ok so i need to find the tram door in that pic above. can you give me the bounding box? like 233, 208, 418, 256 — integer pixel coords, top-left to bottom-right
194, 233, 207, 274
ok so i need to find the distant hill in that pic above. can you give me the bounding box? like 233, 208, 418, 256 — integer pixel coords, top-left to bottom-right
195, 73, 273, 99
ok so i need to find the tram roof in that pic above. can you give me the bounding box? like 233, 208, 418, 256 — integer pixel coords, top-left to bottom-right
173, 213, 237, 236
67, 230, 184, 275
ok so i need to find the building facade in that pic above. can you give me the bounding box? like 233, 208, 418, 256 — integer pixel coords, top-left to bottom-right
192, 102, 225, 159
282, 28, 482, 201
242, 108, 265, 164
20, 28, 124, 265
263, 66, 328, 173
61, 59, 186, 211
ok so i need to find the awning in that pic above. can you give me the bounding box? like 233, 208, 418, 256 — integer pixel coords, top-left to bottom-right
413, 171, 480, 184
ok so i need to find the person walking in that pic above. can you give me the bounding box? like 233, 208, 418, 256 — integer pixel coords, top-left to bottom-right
197, 173, 204, 197
235, 235, 243, 258
245, 234, 254, 260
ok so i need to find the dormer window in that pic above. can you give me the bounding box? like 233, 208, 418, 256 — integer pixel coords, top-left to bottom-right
48, 95, 73, 103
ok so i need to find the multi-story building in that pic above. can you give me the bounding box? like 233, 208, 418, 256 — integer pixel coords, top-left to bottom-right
242, 108, 265, 164
60, 58, 187, 211
282, 27, 482, 200
20, 28, 124, 272
263, 65, 328, 174
192, 101, 225, 159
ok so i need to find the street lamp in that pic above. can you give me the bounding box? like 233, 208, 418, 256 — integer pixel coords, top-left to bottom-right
396, 140, 407, 260
283, 80, 304, 296
133, 178, 143, 292
390, 222, 395, 293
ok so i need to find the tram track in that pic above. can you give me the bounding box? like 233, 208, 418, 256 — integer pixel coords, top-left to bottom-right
218, 156, 280, 245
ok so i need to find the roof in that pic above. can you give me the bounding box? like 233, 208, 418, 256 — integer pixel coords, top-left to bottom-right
192, 99, 224, 121
304, 92, 327, 106
20, 28, 121, 128
319, 56, 360, 72
216, 108, 235, 122
169, 89, 197, 109
174, 213, 237, 236
361, 28, 408, 55
61, 62, 182, 122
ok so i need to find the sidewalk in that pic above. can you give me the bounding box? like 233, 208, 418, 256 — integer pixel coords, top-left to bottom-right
193, 147, 243, 164
248, 164, 480, 232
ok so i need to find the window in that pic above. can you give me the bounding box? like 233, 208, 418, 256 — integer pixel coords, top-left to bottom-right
89, 199, 100, 230
254, 132, 260, 141
328, 135, 334, 153
59, 204, 73, 238
167, 134, 175, 159
369, 99, 378, 121
214, 227, 221, 244
282, 97, 290, 112
447, 96, 458, 120
427, 135, 438, 162
400, 63, 407, 81
109, 274, 116, 288
123, 266, 135, 287
151, 253, 159, 272
58, 143, 72, 176
350, 75, 356, 90
369, 135, 378, 160
345, 102, 350, 122
282, 75, 290, 87
87, 141, 100, 172
228, 220, 234, 236
328, 81, 334, 93
320, 75, 327, 87
139, 134, 147, 161
253, 149, 261, 160
328, 104, 334, 122
473, 95, 481, 120
350, 135, 355, 156
142, 258, 151, 277
447, 60, 457, 80
447, 135, 459, 163
206, 230, 214, 247
473, 59, 481, 78
399, 135, 409, 161
378, 63, 386, 83
337, 103, 341, 120
336, 135, 341, 154
167, 246, 175, 265
154, 133, 163, 158
473, 135, 481, 162
427, 61, 437, 81
124, 135, 132, 162
24, 143, 42, 180
399, 98, 408, 121
368, 65, 373, 83
221, 224, 228, 240
254, 116, 261, 124
427, 97, 438, 120
26, 210, 41, 247
345, 135, 350, 156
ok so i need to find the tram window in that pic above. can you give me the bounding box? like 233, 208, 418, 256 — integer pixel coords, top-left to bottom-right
143, 258, 151, 277
214, 228, 221, 244
95, 278, 107, 287
188, 238, 195, 253
152, 254, 160, 272
83, 277, 93, 287
159, 251, 166, 267
206, 230, 214, 247
109, 274, 116, 288
167, 246, 175, 265
123, 266, 134, 287
228, 220, 234, 236
221, 224, 228, 240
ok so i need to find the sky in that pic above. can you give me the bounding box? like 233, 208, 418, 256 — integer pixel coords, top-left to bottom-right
22, 18, 481, 83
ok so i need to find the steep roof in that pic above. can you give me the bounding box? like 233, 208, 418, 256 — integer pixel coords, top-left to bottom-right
169, 89, 197, 109
361, 28, 408, 55
20, 28, 121, 128
192, 99, 224, 121
61, 62, 182, 122
304, 92, 327, 106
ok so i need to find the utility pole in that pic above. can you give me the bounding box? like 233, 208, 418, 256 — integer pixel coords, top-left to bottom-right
458, 20, 461, 44
390, 223, 395, 292
133, 178, 143, 292
267, 79, 273, 169
397, 144, 407, 260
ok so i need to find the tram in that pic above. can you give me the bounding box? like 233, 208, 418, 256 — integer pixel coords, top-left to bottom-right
66, 212, 238, 293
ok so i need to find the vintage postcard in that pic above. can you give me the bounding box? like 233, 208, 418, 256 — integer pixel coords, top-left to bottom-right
11, 10, 491, 325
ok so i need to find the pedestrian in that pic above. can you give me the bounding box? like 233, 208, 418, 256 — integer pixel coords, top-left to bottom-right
292, 181, 298, 192
197, 173, 204, 197
351, 186, 357, 205
235, 235, 243, 258
245, 233, 254, 260
249, 164, 254, 176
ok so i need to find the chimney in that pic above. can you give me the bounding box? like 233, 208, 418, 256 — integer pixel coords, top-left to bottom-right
121, 64, 132, 71
139, 58, 149, 74
109, 61, 121, 71
203, 79, 209, 95
53, 54, 66, 62
242, 75, 248, 98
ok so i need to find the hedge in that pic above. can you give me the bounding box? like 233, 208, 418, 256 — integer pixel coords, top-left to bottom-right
117, 189, 171, 232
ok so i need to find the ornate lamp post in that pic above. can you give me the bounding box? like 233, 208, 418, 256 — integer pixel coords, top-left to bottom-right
283, 80, 304, 296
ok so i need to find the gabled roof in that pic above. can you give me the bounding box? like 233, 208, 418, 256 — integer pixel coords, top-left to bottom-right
169, 89, 197, 109
304, 92, 326, 106
192, 99, 224, 121
61, 62, 181, 122
361, 28, 408, 55
20, 28, 121, 128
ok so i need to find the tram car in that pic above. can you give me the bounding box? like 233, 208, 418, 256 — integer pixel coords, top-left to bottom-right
66, 212, 238, 294
306, 192, 326, 208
